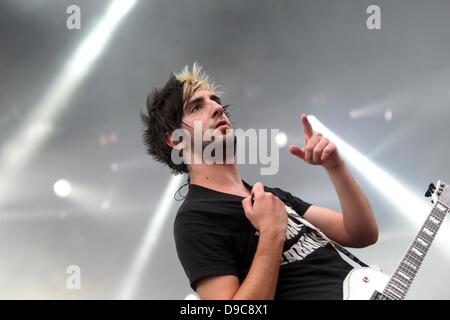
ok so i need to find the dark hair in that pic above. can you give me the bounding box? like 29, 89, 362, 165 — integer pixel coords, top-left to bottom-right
140, 74, 188, 175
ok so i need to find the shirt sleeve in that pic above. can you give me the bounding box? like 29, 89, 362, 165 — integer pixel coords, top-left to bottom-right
174, 217, 239, 291
266, 186, 312, 216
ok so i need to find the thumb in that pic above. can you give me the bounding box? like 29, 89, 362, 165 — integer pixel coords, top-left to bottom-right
289, 145, 305, 160
241, 196, 253, 216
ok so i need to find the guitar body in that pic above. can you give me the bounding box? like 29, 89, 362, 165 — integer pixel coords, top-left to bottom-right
343, 267, 390, 300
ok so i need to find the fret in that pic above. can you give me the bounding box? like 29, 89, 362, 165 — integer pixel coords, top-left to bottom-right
410, 247, 425, 258
411, 243, 428, 256
391, 277, 409, 290
424, 221, 438, 232
396, 271, 411, 282
415, 238, 430, 249
395, 269, 413, 286
403, 254, 422, 271
390, 284, 406, 299
388, 283, 408, 297
392, 261, 416, 283
409, 250, 425, 263
434, 203, 449, 214
403, 253, 423, 269
402, 255, 420, 269
400, 262, 416, 276
398, 260, 417, 275
381, 289, 399, 300
415, 244, 429, 255
418, 231, 433, 243
403, 259, 419, 271
422, 227, 434, 237
424, 218, 441, 231
430, 211, 446, 222
384, 289, 404, 301
429, 210, 444, 222
392, 273, 413, 288
386, 283, 406, 297
407, 247, 428, 264
384, 288, 402, 300
429, 215, 441, 225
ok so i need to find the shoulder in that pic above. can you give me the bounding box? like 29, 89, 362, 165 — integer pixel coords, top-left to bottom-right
263, 184, 312, 216
173, 196, 223, 236
174, 198, 203, 229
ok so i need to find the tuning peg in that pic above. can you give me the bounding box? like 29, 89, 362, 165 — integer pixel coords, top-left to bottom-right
429, 183, 436, 190
425, 190, 432, 198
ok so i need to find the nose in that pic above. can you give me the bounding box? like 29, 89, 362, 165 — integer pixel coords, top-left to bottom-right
211, 101, 224, 119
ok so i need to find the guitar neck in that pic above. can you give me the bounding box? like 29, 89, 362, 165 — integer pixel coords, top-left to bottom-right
381, 201, 449, 300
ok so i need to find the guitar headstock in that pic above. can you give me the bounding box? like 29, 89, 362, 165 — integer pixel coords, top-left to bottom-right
425, 180, 450, 207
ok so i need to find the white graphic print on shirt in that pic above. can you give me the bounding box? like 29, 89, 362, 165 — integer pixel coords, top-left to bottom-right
281, 205, 329, 266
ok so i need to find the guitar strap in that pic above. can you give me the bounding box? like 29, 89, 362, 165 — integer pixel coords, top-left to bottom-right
286, 205, 370, 268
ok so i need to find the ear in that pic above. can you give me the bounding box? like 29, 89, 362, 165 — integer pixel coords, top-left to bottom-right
164, 132, 183, 149
164, 132, 177, 148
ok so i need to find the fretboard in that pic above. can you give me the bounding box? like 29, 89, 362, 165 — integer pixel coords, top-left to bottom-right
381, 202, 449, 300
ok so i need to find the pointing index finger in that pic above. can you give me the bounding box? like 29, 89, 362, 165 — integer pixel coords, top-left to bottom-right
301, 114, 313, 140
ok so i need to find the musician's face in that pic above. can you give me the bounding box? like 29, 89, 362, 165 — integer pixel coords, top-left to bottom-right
181, 89, 232, 135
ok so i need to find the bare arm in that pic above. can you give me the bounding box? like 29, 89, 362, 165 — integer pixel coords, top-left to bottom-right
303, 160, 378, 247
196, 182, 287, 300
197, 230, 284, 300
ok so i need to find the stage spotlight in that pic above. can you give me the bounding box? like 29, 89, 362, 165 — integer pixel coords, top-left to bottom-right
275, 131, 287, 148
101, 200, 111, 211
53, 179, 72, 198
384, 109, 393, 122
110, 162, 119, 172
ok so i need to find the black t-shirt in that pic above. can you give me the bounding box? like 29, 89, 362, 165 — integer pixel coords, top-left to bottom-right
173, 180, 354, 300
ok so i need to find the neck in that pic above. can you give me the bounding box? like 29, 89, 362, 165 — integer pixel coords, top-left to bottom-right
189, 163, 248, 195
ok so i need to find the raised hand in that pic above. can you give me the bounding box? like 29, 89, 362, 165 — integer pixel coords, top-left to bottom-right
288, 114, 343, 170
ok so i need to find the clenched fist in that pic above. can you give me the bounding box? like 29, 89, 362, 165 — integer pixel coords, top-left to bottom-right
241, 182, 287, 238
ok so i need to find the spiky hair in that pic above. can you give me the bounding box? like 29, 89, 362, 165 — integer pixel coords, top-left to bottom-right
141, 63, 226, 175
175, 62, 222, 107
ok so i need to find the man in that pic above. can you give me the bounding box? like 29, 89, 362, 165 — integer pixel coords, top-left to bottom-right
141, 63, 378, 300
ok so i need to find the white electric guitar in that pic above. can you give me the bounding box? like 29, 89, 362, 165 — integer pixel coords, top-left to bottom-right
343, 180, 450, 300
